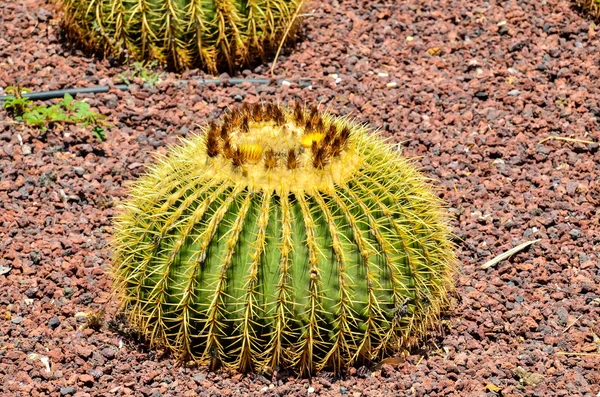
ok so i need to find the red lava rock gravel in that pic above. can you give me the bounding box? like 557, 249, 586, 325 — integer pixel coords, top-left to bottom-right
1, 0, 600, 396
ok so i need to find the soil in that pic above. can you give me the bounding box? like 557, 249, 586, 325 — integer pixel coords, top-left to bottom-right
1, 0, 600, 396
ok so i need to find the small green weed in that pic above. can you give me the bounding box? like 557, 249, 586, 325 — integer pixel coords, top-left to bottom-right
2, 87, 107, 141
555, 98, 569, 108
3, 86, 33, 115
117, 61, 162, 87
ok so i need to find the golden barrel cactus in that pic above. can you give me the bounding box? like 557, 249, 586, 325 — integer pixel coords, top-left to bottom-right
576, 0, 600, 20
59, 0, 304, 72
112, 103, 456, 375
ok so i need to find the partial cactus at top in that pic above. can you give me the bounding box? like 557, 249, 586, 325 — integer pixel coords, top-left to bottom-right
59, 0, 303, 72
112, 103, 456, 375
576, 0, 600, 20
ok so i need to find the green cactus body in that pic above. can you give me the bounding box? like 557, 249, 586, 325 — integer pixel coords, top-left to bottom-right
59, 0, 303, 72
112, 103, 456, 375
578, 0, 600, 20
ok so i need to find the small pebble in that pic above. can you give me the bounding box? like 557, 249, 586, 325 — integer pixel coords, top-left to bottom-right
63, 287, 75, 299
29, 250, 42, 265
515, 295, 524, 304
101, 347, 117, 359
48, 316, 60, 330
192, 373, 206, 383
60, 387, 76, 396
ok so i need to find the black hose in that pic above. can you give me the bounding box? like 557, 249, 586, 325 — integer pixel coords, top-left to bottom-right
0, 85, 128, 101
0, 78, 312, 101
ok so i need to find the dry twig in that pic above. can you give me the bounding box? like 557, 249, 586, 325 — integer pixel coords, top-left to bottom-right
481, 239, 541, 269
271, 0, 305, 76
555, 352, 600, 357
562, 314, 584, 334
538, 136, 596, 145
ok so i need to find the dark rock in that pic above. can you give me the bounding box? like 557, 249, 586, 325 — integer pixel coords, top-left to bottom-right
48, 316, 61, 330
515, 295, 524, 304
37, 7, 51, 22
509, 40, 528, 52
475, 91, 489, 100
24, 287, 38, 298
498, 25, 510, 36
39, 171, 57, 187
101, 347, 117, 359
357, 365, 371, 378
79, 292, 94, 305
63, 287, 75, 299
29, 250, 42, 265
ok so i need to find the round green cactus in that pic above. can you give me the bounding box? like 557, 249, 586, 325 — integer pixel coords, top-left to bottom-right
59, 0, 303, 72
576, 0, 600, 20
112, 103, 456, 375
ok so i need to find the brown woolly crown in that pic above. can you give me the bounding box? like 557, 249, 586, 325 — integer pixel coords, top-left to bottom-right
198, 103, 362, 194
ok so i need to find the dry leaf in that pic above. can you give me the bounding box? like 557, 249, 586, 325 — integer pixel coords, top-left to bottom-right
374, 356, 405, 370
427, 47, 441, 56
485, 383, 502, 392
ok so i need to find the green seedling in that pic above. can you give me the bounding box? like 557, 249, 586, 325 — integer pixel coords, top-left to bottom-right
118, 61, 162, 87
577, 1, 600, 20
2, 87, 107, 141
3, 86, 33, 116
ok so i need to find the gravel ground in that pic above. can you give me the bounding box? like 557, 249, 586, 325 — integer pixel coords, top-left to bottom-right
1, 0, 600, 396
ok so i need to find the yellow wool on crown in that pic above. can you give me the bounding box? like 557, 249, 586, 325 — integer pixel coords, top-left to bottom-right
112, 102, 457, 376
